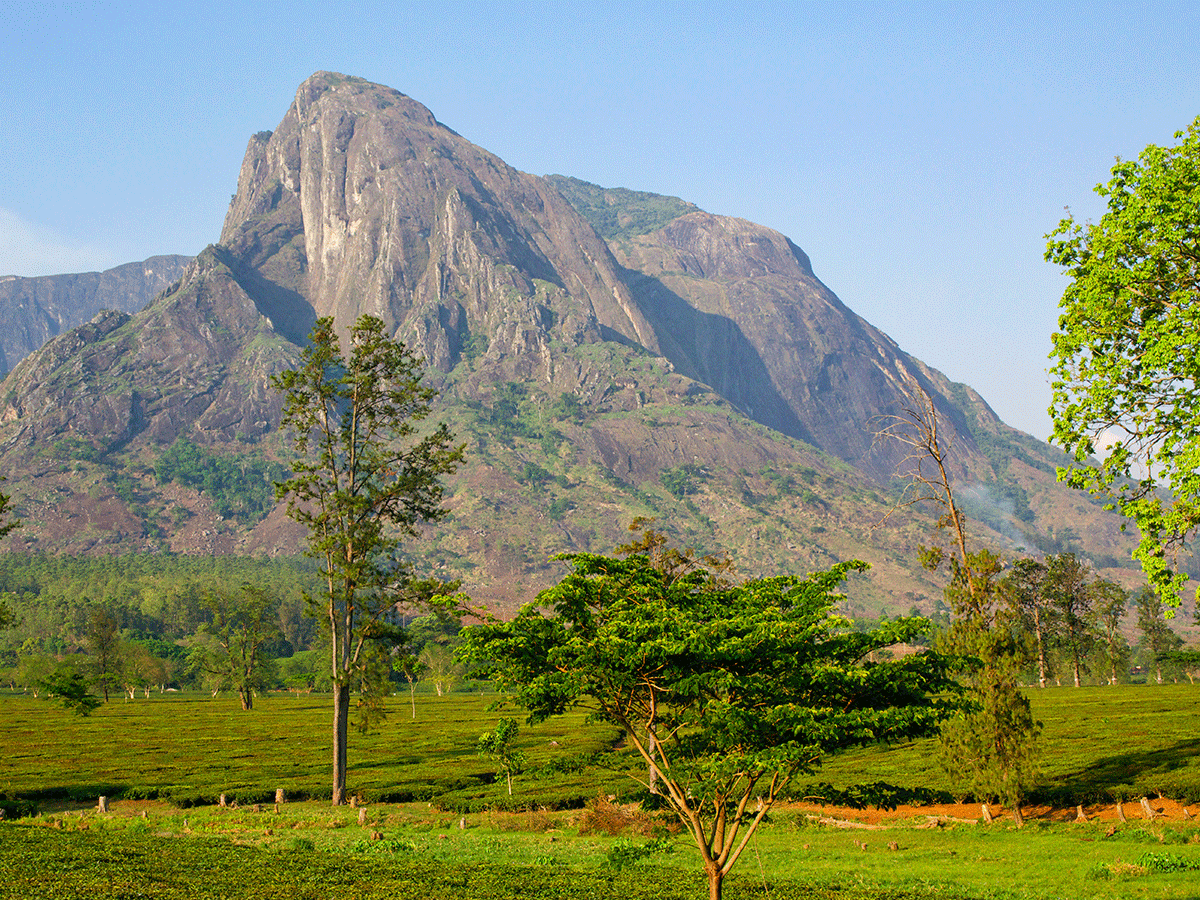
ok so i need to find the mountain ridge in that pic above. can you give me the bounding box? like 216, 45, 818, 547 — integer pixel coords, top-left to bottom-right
0, 71, 1147, 612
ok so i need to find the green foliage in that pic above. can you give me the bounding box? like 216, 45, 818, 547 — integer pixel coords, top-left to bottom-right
478, 717, 526, 796
189, 584, 280, 710
1046, 116, 1200, 607
545, 175, 697, 240
659, 464, 703, 499
935, 552, 1041, 813
1136, 850, 1200, 873
604, 836, 674, 870
155, 437, 288, 522
461, 539, 958, 899
36, 663, 101, 716
273, 315, 464, 804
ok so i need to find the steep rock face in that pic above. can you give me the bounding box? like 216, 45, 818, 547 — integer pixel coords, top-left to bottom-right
219, 73, 657, 383
0, 255, 191, 375
0, 72, 1145, 607
1, 247, 294, 453
612, 210, 989, 480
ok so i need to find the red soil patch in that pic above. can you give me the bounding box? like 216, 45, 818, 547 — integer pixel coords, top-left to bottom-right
784, 797, 1198, 827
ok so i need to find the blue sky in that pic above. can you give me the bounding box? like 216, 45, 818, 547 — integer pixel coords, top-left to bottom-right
2, 1, 1198, 442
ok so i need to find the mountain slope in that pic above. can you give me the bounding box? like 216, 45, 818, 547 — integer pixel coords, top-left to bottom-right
0, 255, 190, 375
0, 72, 1145, 612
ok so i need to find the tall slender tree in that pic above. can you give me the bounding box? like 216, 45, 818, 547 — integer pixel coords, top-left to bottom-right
1135, 586, 1184, 684
1045, 553, 1094, 688
273, 315, 463, 805
876, 380, 1040, 823
1005, 558, 1054, 688
1092, 580, 1129, 685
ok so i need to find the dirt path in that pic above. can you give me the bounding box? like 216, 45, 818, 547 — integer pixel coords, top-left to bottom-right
784, 797, 1197, 826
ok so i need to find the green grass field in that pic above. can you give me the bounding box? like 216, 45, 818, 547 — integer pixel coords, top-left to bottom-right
2, 684, 1199, 899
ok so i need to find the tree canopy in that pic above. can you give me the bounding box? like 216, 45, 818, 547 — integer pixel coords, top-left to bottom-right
461, 546, 957, 900
1046, 116, 1200, 607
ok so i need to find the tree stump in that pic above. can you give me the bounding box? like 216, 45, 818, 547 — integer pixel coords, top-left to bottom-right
274, 803, 280, 814
98, 796, 109, 814
275, 789, 286, 804
141, 810, 148, 819
1183, 807, 1192, 820
887, 841, 899, 851
370, 830, 383, 842
1075, 805, 1088, 823
981, 803, 993, 824
1140, 797, 1155, 820
219, 794, 227, 808
349, 795, 358, 808
459, 816, 466, 830
358, 808, 367, 826
1116, 802, 1127, 823
253, 804, 261, 814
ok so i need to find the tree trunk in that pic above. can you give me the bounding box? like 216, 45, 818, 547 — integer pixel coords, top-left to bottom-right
1035, 615, 1047, 688
332, 681, 350, 806
1073, 653, 1081, 688
706, 862, 723, 900
239, 688, 253, 711
506, 771, 513, 796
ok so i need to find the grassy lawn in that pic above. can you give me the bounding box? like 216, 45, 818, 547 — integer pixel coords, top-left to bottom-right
2, 684, 1199, 899
801, 683, 1200, 805
1, 799, 1198, 900
0, 691, 629, 809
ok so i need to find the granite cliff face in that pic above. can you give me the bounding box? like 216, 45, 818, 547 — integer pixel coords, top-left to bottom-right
0, 72, 1141, 610
0, 255, 190, 375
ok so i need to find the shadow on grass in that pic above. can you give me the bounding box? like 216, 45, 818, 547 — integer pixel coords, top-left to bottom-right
1041, 738, 1200, 803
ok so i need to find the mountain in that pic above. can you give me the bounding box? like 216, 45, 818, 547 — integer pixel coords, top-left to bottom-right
0, 72, 1143, 613
0, 256, 191, 375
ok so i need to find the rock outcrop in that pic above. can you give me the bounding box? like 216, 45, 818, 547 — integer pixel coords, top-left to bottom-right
0, 255, 190, 375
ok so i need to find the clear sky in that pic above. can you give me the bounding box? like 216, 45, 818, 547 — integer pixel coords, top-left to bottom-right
2, 1, 1198, 442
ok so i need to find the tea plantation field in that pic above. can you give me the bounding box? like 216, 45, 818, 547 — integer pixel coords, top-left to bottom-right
1, 684, 1199, 899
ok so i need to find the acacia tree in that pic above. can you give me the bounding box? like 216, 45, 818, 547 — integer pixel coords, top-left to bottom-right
461, 551, 956, 900
1046, 116, 1200, 609
273, 315, 463, 806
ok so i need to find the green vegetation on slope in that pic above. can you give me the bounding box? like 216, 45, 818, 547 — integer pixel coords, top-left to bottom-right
545, 175, 698, 240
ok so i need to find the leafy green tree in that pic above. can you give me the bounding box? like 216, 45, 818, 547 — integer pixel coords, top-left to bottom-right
190, 584, 280, 710
1046, 116, 1200, 609
1005, 558, 1055, 688
461, 549, 956, 900
1092, 580, 1130, 685
477, 717, 525, 797
273, 315, 463, 806
1045, 553, 1095, 688
1135, 586, 1184, 684
38, 662, 101, 716
84, 608, 121, 702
